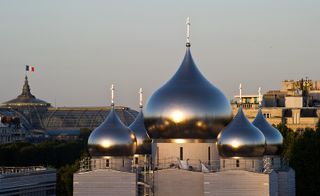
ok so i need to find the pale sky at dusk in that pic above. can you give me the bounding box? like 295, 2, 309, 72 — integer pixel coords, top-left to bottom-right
0, 0, 319, 110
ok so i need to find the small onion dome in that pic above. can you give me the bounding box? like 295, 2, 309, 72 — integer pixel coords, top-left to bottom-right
129, 110, 151, 154
217, 107, 266, 158
88, 107, 137, 157
144, 47, 233, 140
252, 108, 283, 155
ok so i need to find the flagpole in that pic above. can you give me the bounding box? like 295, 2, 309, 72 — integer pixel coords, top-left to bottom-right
25, 65, 28, 79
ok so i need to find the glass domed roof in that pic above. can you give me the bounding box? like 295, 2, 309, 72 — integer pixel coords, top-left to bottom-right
144, 47, 233, 140
252, 108, 283, 155
217, 107, 266, 157
88, 107, 137, 157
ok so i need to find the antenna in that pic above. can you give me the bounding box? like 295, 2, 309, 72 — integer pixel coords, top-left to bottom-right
258, 87, 262, 107
139, 88, 143, 109
186, 17, 191, 47
111, 84, 115, 107
239, 83, 242, 105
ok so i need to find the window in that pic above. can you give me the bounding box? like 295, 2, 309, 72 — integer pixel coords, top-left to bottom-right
157, 146, 159, 166
223, 160, 225, 168
208, 147, 211, 164
180, 147, 183, 160
122, 159, 125, 167
135, 157, 139, 165
252, 160, 254, 168
264, 113, 272, 118
106, 159, 110, 168
236, 159, 240, 167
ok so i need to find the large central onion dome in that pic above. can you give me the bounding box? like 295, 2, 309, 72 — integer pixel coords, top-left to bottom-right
252, 108, 283, 155
217, 107, 266, 157
144, 46, 233, 140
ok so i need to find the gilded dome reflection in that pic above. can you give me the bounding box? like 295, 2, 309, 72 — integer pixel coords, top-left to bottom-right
217, 107, 266, 158
144, 47, 233, 140
252, 108, 283, 155
88, 107, 137, 157
129, 110, 151, 154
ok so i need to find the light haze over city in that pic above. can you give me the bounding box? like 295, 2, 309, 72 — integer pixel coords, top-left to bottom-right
0, 0, 319, 109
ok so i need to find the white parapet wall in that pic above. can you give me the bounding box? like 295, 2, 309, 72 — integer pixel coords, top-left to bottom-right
73, 167, 295, 196
153, 169, 204, 196
203, 170, 277, 196
73, 169, 136, 196
152, 169, 292, 196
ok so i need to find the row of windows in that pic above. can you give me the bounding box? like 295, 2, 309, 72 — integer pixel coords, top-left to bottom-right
179, 146, 212, 161
156, 146, 212, 165
263, 113, 272, 118
156, 146, 277, 169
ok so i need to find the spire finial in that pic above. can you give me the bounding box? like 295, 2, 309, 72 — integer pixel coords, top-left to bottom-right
239, 83, 242, 105
110, 84, 115, 107
186, 17, 191, 47
139, 88, 143, 109
258, 87, 262, 107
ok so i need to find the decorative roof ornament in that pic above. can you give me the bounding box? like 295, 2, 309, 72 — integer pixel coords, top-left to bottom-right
239, 83, 242, 105
258, 87, 262, 107
111, 84, 115, 107
139, 88, 143, 109
186, 17, 191, 47
21, 75, 34, 98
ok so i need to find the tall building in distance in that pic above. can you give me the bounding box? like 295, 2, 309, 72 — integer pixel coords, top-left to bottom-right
73, 18, 296, 196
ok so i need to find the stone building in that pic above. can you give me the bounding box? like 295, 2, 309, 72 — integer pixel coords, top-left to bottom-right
232, 89, 319, 131
0, 116, 26, 144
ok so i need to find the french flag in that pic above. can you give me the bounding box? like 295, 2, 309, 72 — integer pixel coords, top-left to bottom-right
25, 65, 35, 72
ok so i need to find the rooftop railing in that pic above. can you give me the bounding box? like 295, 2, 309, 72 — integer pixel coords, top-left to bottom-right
0, 166, 46, 175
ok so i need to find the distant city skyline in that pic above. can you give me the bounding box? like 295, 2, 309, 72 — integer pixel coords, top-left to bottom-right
0, 0, 319, 110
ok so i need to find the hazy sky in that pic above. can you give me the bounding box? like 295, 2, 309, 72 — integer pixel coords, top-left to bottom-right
0, 0, 319, 110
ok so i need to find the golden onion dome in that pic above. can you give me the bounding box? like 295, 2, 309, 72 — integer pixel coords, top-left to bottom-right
217, 107, 266, 158
144, 46, 233, 140
252, 108, 283, 155
88, 107, 137, 157
129, 110, 151, 154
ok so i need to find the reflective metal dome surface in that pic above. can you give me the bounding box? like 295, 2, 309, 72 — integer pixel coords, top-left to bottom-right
88, 107, 137, 157
252, 108, 283, 155
217, 107, 266, 158
144, 47, 233, 140
129, 110, 151, 154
